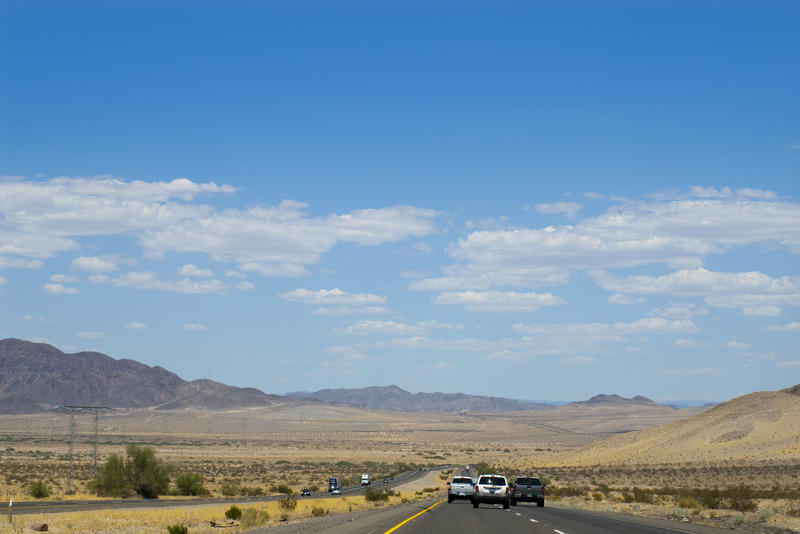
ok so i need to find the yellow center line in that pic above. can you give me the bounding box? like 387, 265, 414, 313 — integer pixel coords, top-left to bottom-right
383, 500, 443, 534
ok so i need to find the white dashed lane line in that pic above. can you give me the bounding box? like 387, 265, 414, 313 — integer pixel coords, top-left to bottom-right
529, 518, 538, 522
554, 530, 567, 534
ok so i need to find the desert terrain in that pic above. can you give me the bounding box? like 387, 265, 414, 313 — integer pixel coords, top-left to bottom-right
1, 386, 799, 532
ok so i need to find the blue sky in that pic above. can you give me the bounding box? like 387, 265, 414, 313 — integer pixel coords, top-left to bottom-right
1, 1, 798, 403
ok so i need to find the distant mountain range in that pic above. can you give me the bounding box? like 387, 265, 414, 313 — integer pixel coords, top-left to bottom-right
288, 385, 555, 413
0, 338, 283, 413
0, 337, 711, 415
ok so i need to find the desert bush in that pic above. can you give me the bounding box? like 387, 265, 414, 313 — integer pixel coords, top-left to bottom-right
166, 524, 188, 534
126, 445, 172, 499
29, 480, 50, 499
89, 452, 134, 498
759, 509, 774, 522
670, 507, 690, 519
220, 479, 241, 496
631, 487, 654, 504
725, 485, 757, 512
311, 505, 326, 517
365, 487, 394, 502
677, 496, 701, 509
240, 507, 270, 527
174, 471, 207, 496
279, 494, 298, 511
269, 483, 292, 494
592, 492, 603, 502
225, 505, 242, 520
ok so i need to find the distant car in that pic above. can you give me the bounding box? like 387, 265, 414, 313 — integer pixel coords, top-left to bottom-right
472, 474, 510, 509
300, 489, 311, 497
331, 488, 341, 495
383, 477, 390, 484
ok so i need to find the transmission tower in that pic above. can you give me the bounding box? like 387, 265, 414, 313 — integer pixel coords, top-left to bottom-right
53, 405, 113, 493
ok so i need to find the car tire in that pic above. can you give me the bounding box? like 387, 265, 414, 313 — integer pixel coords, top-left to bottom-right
511, 499, 517, 506
472, 500, 479, 508
503, 500, 510, 509
538, 500, 544, 507
447, 496, 453, 503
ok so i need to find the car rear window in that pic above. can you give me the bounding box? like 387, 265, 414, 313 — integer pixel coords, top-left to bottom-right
452, 477, 473, 484
479, 476, 506, 485
515, 477, 541, 485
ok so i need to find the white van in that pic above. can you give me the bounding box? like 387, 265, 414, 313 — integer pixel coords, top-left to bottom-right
361, 474, 370, 486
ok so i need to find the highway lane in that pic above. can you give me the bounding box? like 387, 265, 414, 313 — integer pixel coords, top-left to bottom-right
0, 468, 431, 515
312, 500, 756, 534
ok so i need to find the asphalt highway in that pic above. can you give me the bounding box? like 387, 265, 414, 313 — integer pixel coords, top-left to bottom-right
311, 500, 755, 534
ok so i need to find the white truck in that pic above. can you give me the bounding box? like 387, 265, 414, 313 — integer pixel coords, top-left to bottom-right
447, 475, 475, 503
361, 474, 370, 486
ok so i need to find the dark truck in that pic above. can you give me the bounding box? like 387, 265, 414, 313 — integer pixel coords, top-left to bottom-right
510, 476, 545, 507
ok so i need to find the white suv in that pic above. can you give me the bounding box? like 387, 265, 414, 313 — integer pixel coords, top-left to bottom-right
472, 474, 510, 509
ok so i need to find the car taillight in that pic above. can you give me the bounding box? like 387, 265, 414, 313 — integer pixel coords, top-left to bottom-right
542, 486, 546, 495
512, 485, 517, 492
475, 485, 480, 492
505, 486, 509, 494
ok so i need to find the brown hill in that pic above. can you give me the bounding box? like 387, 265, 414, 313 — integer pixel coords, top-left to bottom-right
0, 338, 284, 413
554, 385, 800, 466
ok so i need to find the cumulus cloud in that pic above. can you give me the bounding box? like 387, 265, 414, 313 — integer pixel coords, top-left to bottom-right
608, 294, 644, 305
44, 283, 78, 295
416, 320, 464, 330
414, 191, 800, 296
124, 322, 148, 330
593, 268, 800, 315
338, 320, 425, 336
535, 202, 583, 219
71, 255, 120, 273
512, 318, 698, 337
648, 302, 708, 320
90, 272, 226, 294
139, 201, 438, 274
0, 256, 43, 268
178, 263, 213, 277
434, 290, 567, 312
281, 287, 386, 306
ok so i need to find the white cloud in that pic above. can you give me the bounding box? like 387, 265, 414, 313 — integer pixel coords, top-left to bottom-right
741, 305, 782, 317
178, 263, 213, 277
71, 255, 119, 273
535, 202, 583, 219
50, 274, 78, 283
339, 320, 424, 336
414, 192, 800, 295
76, 331, 104, 339
44, 283, 78, 295
236, 281, 255, 291
777, 360, 800, 368
416, 320, 464, 330
184, 323, 207, 331
140, 201, 438, 274
764, 322, 800, 332
124, 322, 148, 330
0, 275, 5, 285
434, 290, 567, 312
281, 288, 387, 307
648, 302, 708, 320
674, 338, 707, 349
513, 318, 697, 337
0, 256, 43, 268
90, 272, 225, 294
594, 268, 800, 315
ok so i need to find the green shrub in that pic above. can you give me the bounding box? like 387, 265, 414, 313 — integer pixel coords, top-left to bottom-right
175, 471, 207, 496
678, 496, 700, 509
225, 505, 242, 520
29, 480, 50, 499
311, 505, 326, 517
671, 507, 690, 519
592, 492, 603, 502
632, 487, 654, 504
166, 524, 188, 534
726, 485, 757, 512
89, 452, 134, 498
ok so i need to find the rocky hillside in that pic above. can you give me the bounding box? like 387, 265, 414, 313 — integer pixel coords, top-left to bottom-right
0, 338, 283, 413
554, 385, 800, 465
289, 385, 554, 413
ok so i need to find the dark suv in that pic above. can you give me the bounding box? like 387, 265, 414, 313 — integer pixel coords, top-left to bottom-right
510, 476, 545, 507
